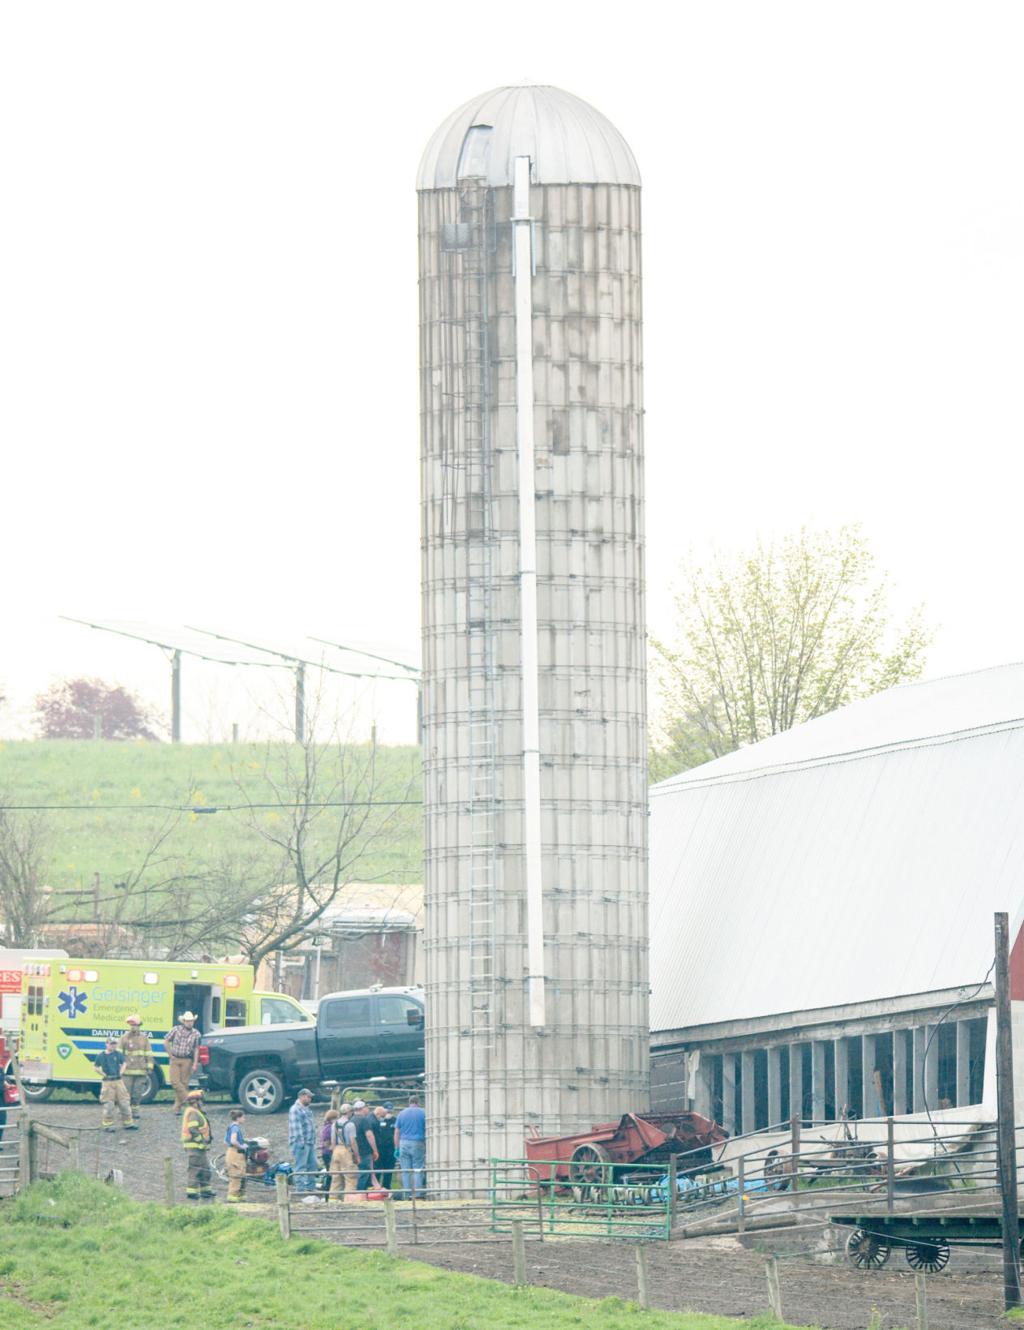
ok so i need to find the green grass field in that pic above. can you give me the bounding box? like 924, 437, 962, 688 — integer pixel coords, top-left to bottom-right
0, 1175, 811, 1330
0, 739, 423, 896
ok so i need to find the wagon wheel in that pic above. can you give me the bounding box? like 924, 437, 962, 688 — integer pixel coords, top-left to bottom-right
846, 1228, 891, 1269
568, 1142, 612, 1200
905, 1241, 949, 1273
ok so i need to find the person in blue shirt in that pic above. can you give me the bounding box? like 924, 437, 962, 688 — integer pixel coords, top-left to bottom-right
394, 1094, 426, 1198
224, 1108, 248, 1202
93, 1038, 135, 1132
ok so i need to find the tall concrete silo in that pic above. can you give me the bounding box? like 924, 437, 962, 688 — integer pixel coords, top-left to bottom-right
418, 85, 648, 1177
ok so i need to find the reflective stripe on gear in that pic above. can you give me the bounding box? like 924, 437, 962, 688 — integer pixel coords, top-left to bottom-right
181, 1106, 211, 1147
118, 1030, 154, 1075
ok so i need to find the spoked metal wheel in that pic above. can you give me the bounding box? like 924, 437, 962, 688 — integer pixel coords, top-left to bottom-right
846, 1227, 892, 1269
905, 1241, 950, 1273
568, 1142, 612, 1201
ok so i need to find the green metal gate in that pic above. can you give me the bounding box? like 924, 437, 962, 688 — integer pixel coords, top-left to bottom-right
490, 1158, 673, 1240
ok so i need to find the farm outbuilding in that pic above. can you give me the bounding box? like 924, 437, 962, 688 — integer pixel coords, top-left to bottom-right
648, 664, 1024, 1133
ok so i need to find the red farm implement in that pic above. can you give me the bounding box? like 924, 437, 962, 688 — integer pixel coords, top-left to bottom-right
525, 1112, 727, 1196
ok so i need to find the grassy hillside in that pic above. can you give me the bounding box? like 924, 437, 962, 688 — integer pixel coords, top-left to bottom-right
0, 739, 423, 896
0, 1175, 803, 1330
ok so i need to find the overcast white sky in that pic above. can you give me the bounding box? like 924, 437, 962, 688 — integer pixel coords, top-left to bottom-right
1, 1, 1022, 744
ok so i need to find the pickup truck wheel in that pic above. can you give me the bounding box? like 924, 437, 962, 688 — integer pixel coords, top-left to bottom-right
237, 1069, 284, 1114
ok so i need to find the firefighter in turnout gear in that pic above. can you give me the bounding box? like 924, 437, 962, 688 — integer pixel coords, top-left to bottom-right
181, 1088, 213, 1199
117, 1014, 153, 1121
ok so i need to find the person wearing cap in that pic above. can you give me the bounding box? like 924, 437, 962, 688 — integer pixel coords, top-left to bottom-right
181, 1087, 213, 1200
92, 1038, 135, 1132
327, 1104, 357, 1201
287, 1088, 317, 1192
164, 1011, 200, 1114
374, 1104, 397, 1191
117, 1015, 154, 1121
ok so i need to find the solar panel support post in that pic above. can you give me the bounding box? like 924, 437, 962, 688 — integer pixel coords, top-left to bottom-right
171, 650, 182, 743
294, 662, 306, 744
995, 910, 1022, 1311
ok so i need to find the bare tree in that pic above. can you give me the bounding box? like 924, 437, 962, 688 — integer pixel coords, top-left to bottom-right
41, 803, 204, 957
226, 702, 419, 967
128, 850, 275, 961
0, 797, 51, 946
115, 702, 418, 965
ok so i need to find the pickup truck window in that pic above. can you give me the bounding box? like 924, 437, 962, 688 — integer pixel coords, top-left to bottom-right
321, 997, 371, 1028
261, 997, 303, 1025
377, 996, 422, 1026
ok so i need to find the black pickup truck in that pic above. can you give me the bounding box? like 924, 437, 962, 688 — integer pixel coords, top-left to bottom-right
200, 986, 425, 1113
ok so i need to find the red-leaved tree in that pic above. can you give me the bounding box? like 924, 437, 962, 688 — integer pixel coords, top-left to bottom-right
34, 678, 161, 740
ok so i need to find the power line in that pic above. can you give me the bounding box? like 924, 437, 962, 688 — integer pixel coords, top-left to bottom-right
0, 799, 423, 812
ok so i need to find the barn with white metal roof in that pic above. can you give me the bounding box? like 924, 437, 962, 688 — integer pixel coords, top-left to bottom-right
648, 663, 1024, 1133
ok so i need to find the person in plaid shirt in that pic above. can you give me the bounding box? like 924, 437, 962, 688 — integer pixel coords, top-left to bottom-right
288, 1088, 317, 1191
163, 1011, 200, 1114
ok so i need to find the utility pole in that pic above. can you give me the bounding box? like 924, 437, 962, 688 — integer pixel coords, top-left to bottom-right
994, 911, 1021, 1310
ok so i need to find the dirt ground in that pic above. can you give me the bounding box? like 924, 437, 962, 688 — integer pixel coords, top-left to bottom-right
400, 1235, 1004, 1330
7, 1098, 1009, 1329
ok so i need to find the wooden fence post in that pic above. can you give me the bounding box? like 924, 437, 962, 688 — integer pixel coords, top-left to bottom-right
915, 1272, 928, 1330
164, 1156, 175, 1206
19, 1119, 33, 1189
766, 1257, 783, 1320
511, 1219, 527, 1285
886, 1116, 896, 1215
667, 1155, 678, 1228
635, 1245, 651, 1310
384, 1199, 399, 1256
276, 1172, 291, 1239
67, 1135, 80, 1173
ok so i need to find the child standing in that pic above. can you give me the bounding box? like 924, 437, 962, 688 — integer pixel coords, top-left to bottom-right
224, 1107, 248, 1203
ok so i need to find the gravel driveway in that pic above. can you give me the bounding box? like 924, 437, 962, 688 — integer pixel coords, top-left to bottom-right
18, 1094, 293, 1204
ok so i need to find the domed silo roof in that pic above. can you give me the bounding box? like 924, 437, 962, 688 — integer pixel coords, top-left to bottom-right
417, 84, 640, 190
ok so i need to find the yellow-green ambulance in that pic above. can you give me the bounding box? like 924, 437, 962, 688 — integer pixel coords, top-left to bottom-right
18, 956, 310, 1102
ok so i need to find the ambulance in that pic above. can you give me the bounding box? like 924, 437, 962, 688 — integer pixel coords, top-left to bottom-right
17, 956, 311, 1102
0, 948, 68, 1045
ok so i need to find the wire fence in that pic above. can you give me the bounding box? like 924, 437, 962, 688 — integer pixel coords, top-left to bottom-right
1, 1102, 1014, 1326
659, 1113, 1007, 1238
2, 1060, 1017, 1328
0, 1099, 22, 1197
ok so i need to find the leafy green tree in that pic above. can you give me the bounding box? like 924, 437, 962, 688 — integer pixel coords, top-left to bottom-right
650, 526, 930, 781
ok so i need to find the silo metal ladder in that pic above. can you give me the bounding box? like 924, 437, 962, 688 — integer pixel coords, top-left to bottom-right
458, 177, 499, 1054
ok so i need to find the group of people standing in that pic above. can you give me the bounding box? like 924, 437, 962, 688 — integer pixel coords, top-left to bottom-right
91, 1008, 201, 1132
90, 1009, 213, 1199
90, 1009, 426, 1205
288, 1091, 426, 1199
